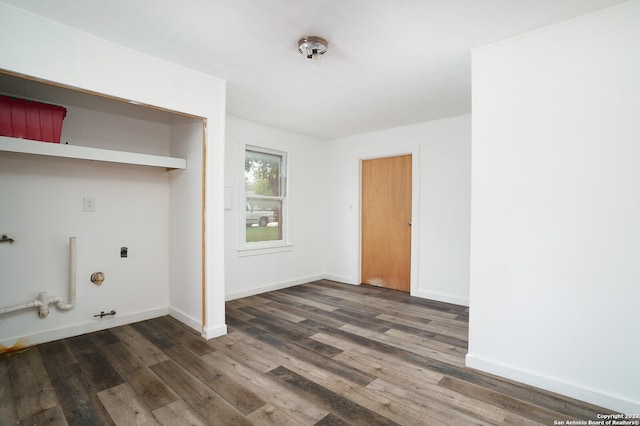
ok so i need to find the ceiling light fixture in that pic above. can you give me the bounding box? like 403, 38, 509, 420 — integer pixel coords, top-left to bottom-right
298, 36, 328, 60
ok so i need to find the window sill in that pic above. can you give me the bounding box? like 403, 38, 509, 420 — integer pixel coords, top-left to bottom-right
237, 243, 294, 257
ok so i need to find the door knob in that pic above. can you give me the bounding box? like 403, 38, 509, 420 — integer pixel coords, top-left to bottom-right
407, 222, 412, 226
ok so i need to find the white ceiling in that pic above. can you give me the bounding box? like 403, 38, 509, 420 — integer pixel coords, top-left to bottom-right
2, 0, 628, 139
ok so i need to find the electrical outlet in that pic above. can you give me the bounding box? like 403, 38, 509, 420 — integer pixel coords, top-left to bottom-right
83, 197, 96, 212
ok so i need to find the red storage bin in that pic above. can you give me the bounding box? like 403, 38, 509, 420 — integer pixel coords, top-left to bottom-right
0, 95, 67, 143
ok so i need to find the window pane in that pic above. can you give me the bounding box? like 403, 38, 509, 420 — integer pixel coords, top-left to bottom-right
245, 150, 282, 196
246, 198, 282, 243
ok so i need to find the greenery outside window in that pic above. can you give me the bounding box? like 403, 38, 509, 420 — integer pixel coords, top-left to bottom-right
244, 146, 287, 246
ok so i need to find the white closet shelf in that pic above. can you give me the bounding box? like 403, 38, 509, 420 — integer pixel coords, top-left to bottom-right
0, 136, 187, 170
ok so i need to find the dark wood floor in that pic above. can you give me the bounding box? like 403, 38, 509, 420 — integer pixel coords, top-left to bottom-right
1, 280, 614, 425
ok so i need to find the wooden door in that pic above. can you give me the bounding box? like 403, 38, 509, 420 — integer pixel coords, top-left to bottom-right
361, 155, 412, 292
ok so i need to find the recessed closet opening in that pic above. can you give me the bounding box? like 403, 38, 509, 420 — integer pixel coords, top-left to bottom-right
0, 71, 207, 346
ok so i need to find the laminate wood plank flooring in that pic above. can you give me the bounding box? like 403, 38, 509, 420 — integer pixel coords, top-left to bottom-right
0, 280, 617, 425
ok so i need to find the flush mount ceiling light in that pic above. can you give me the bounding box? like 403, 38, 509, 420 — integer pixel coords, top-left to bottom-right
298, 36, 328, 60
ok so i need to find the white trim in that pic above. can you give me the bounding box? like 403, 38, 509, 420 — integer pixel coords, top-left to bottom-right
323, 274, 359, 285
225, 274, 324, 301
201, 324, 227, 340
168, 306, 202, 333
237, 244, 294, 257
0, 306, 168, 350
412, 289, 469, 307
465, 353, 640, 413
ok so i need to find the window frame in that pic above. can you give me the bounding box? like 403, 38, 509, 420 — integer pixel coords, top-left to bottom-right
238, 144, 292, 256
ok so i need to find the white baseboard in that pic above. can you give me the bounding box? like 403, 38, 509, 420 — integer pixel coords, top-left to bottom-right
224, 275, 469, 308
321, 277, 470, 306
322, 274, 359, 285
202, 323, 227, 340
225, 274, 325, 301
412, 289, 469, 307
0, 306, 168, 350
168, 306, 202, 333
465, 353, 640, 414
167, 306, 228, 341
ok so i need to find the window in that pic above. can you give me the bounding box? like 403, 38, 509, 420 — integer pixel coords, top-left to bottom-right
244, 146, 287, 247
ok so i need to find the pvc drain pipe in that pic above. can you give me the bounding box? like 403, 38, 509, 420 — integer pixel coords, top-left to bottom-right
0, 237, 77, 317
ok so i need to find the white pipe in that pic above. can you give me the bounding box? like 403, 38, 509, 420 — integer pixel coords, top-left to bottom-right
54, 236, 76, 310
37, 291, 49, 318
0, 236, 77, 317
0, 301, 39, 315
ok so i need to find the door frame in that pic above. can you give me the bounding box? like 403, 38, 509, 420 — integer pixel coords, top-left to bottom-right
356, 143, 420, 296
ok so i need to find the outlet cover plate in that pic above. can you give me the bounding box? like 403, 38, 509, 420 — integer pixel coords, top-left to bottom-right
83, 197, 96, 212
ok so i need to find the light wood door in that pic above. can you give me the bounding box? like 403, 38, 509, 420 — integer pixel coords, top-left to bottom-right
361, 155, 412, 292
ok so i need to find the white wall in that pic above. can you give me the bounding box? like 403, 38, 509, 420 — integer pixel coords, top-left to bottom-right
0, 102, 172, 348
0, 2, 227, 342
468, 2, 640, 413
325, 115, 471, 306
224, 117, 327, 300
169, 118, 205, 330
